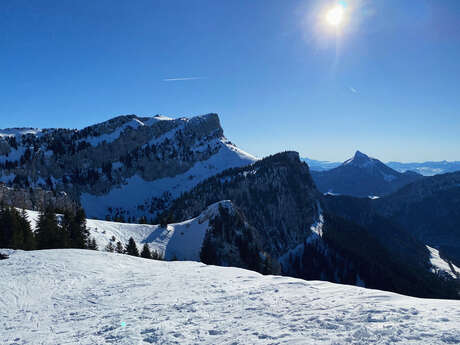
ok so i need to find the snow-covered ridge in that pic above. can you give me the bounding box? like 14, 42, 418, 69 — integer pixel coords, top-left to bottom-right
0, 113, 257, 219
79, 114, 182, 147
1, 249, 459, 344
0, 128, 42, 138
24, 200, 234, 261
81, 118, 145, 146
428, 246, 460, 279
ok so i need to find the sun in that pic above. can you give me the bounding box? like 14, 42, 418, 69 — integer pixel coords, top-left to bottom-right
326, 5, 345, 27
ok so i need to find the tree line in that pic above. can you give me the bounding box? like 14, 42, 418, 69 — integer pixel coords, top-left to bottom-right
104, 236, 162, 260
0, 204, 92, 251
0, 204, 164, 262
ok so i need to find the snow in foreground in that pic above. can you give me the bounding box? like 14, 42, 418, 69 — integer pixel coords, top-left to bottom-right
1, 250, 460, 345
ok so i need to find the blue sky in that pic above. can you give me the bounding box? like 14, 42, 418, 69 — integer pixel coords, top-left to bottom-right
1, 0, 459, 162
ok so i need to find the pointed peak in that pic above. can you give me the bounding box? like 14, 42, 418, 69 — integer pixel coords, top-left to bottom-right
351, 151, 375, 163
354, 150, 368, 159
343, 151, 375, 167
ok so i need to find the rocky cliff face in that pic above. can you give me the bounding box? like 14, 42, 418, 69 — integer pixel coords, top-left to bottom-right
0, 183, 77, 213
0, 114, 256, 220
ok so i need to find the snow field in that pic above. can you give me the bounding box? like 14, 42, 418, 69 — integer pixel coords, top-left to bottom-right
1, 249, 460, 345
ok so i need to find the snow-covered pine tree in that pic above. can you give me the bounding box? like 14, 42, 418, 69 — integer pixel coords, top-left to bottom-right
87, 237, 98, 250
105, 241, 115, 252
115, 241, 124, 254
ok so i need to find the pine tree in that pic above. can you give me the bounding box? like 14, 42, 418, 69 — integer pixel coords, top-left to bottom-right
19, 209, 35, 250
9, 208, 24, 249
105, 241, 115, 252
125, 237, 139, 256
0, 206, 35, 250
200, 235, 217, 265
87, 237, 98, 250
115, 241, 124, 254
0, 207, 17, 249
151, 249, 160, 260
70, 208, 89, 248
35, 206, 67, 249
140, 243, 152, 259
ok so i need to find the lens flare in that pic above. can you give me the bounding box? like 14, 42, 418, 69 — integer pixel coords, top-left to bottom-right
326, 5, 345, 27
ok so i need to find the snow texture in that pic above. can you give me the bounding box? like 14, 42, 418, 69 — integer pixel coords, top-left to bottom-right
1, 249, 460, 345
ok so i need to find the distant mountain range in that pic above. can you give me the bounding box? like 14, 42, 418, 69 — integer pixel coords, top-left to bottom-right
302, 158, 341, 171
303, 156, 460, 176
387, 161, 460, 176
1, 115, 459, 299
310, 151, 423, 197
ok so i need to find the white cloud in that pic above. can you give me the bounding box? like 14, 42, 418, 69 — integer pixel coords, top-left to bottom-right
162, 77, 205, 82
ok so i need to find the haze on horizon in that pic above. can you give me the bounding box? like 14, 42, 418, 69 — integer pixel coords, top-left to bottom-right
1, 0, 459, 162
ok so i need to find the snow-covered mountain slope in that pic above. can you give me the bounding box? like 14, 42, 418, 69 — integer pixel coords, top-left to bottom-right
428, 246, 460, 279
311, 151, 423, 197
23, 201, 232, 261
80, 139, 254, 219
1, 249, 459, 345
0, 113, 256, 220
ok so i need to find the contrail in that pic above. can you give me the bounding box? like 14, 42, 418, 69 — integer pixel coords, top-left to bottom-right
162, 77, 206, 82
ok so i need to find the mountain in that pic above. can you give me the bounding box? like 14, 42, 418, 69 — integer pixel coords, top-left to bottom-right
302, 155, 460, 176
324, 170, 460, 267
310, 151, 423, 197
301, 157, 341, 171
2, 249, 460, 345
156, 151, 458, 298
1, 115, 458, 298
0, 113, 256, 221
387, 160, 460, 176
376, 171, 460, 266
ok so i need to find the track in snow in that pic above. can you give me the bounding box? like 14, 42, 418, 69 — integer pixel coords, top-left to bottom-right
1, 249, 460, 345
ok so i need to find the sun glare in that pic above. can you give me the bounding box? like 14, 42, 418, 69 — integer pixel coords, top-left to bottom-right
326, 5, 345, 27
